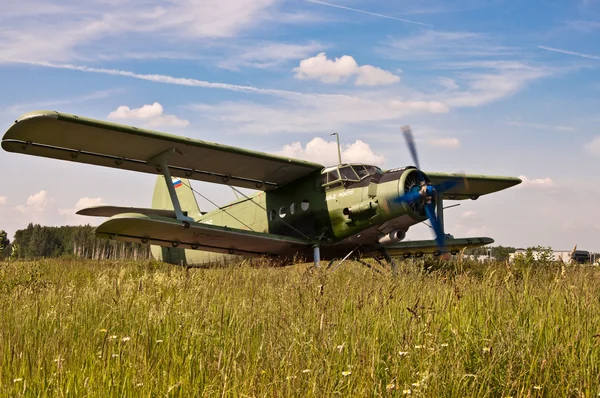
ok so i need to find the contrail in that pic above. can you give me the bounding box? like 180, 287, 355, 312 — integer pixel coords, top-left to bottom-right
3, 59, 307, 97
538, 45, 600, 61
306, 0, 433, 27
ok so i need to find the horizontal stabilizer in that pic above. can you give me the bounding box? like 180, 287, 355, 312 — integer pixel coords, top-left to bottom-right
380, 236, 493, 256
76, 205, 206, 218
95, 213, 311, 257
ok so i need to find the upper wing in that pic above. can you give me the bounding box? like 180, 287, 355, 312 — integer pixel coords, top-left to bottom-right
2, 111, 324, 190
95, 213, 311, 257
425, 172, 521, 200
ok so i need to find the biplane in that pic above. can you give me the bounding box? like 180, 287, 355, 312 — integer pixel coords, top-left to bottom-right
2, 111, 521, 267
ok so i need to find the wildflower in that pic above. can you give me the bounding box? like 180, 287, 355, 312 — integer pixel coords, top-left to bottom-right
399, 351, 409, 356
414, 345, 423, 349
302, 369, 311, 373
440, 343, 449, 347
286, 375, 297, 380
112, 353, 119, 358
341, 370, 352, 376
482, 347, 491, 353
98, 328, 107, 333
337, 343, 345, 352
386, 383, 396, 391
403, 389, 412, 395
136, 383, 144, 387
533, 386, 542, 390
13, 378, 22, 383
109, 335, 117, 340
121, 337, 131, 342
156, 340, 164, 343
412, 382, 420, 387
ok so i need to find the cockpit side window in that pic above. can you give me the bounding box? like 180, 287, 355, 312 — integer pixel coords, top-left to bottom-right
339, 166, 359, 181
353, 165, 369, 179
327, 170, 340, 183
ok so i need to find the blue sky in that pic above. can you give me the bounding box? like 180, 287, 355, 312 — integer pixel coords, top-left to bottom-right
1, 0, 599, 250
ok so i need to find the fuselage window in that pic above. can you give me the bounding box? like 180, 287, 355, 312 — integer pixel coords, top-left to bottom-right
290, 203, 296, 215
301, 200, 310, 211
279, 206, 287, 218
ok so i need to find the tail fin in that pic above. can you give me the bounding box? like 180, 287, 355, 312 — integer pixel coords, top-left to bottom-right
152, 176, 202, 221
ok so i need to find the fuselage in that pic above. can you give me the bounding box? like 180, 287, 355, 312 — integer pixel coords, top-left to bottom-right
153, 164, 430, 265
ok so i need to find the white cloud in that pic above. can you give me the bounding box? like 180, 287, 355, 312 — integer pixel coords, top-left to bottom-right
108, 102, 189, 128
380, 31, 515, 61
518, 175, 557, 188
0, 0, 281, 63
58, 197, 106, 216
293, 53, 400, 86
279, 138, 385, 165
0, 196, 6, 205
585, 136, 600, 156
219, 41, 325, 70
16, 190, 49, 213
441, 62, 549, 107
508, 121, 574, 132
192, 95, 448, 135
428, 137, 460, 148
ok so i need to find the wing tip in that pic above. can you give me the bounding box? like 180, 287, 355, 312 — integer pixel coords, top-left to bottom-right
15, 110, 59, 123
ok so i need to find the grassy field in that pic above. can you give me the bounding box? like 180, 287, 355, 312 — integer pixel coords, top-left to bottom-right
0, 257, 599, 397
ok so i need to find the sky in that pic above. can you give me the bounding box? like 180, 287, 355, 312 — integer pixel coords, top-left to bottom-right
1, 0, 599, 250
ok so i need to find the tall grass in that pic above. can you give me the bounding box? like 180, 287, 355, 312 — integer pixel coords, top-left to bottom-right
0, 258, 599, 396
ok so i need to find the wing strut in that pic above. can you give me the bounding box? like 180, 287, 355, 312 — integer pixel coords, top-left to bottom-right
437, 193, 445, 236
148, 148, 194, 223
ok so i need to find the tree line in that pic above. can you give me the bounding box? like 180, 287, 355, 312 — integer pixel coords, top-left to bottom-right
0, 224, 151, 260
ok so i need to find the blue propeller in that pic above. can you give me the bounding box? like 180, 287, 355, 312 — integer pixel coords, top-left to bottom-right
396, 125, 464, 251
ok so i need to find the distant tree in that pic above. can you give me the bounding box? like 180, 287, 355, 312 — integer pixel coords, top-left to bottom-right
0, 230, 9, 259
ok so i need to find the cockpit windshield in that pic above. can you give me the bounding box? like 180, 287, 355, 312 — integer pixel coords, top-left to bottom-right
320, 164, 382, 188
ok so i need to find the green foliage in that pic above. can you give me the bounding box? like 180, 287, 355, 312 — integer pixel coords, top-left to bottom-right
0, 230, 9, 259
12, 223, 150, 260
0, 258, 599, 396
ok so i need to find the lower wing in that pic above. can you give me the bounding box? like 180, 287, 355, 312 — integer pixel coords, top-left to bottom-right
96, 213, 311, 257
376, 236, 493, 257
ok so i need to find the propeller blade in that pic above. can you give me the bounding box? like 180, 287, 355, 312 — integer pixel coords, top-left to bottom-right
395, 189, 422, 204
424, 202, 445, 250
401, 125, 420, 169
433, 179, 458, 194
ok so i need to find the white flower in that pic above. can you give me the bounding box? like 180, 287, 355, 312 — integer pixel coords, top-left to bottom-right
533, 386, 542, 390
121, 337, 131, 342
342, 371, 352, 376
109, 335, 117, 340
482, 347, 491, 353
386, 383, 396, 390
13, 378, 22, 383
112, 353, 119, 358
403, 389, 412, 395
302, 369, 311, 373
399, 351, 409, 356
414, 345, 423, 349
440, 343, 449, 347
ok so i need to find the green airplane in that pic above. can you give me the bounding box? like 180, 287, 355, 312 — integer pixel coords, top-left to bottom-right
2, 111, 521, 267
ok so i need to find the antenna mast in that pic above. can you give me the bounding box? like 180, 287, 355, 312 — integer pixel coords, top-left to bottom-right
331, 132, 342, 165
